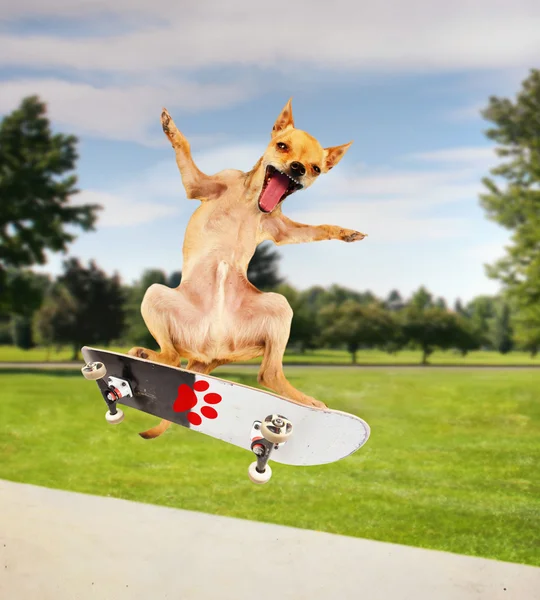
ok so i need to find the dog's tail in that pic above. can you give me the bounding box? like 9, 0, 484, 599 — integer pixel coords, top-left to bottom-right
139, 419, 171, 439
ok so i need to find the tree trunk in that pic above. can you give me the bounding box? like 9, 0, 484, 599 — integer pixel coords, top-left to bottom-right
422, 346, 428, 365
72, 344, 79, 361
351, 350, 357, 364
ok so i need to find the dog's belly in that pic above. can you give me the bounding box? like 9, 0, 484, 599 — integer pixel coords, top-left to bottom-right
145, 262, 264, 362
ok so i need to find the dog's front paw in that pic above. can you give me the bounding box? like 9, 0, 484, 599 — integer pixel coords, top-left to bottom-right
341, 229, 367, 243
161, 108, 188, 150
161, 108, 174, 135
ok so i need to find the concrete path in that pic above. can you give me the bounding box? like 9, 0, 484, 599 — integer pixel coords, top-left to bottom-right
1, 480, 538, 600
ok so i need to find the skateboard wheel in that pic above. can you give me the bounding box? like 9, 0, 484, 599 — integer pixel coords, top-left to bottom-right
81, 362, 107, 380
261, 414, 293, 444
105, 408, 124, 424
248, 461, 272, 484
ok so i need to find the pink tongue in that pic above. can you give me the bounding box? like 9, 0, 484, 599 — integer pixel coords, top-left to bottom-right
259, 173, 289, 212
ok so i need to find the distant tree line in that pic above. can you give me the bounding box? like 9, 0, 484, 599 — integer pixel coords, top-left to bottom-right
0, 248, 524, 363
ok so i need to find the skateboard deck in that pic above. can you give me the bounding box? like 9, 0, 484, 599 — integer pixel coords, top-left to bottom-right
81, 347, 370, 477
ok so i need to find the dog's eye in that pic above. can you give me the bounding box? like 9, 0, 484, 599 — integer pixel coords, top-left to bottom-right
277, 142, 288, 151
313, 165, 321, 174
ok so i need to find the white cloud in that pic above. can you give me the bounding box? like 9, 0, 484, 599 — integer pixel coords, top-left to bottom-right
0, 78, 255, 144
1, 1, 539, 74
73, 189, 182, 227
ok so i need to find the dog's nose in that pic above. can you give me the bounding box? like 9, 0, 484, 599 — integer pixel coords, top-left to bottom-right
290, 161, 306, 177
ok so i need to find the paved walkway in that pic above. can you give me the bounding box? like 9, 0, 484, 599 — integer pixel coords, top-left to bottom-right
1, 480, 538, 600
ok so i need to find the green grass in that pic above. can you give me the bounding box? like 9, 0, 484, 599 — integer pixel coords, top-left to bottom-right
1, 344, 540, 365
1, 368, 539, 566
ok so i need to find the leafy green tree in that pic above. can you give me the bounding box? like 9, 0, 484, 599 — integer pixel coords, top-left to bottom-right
466, 295, 497, 348
402, 306, 458, 364
451, 315, 482, 356
319, 284, 376, 307
11, 316, 34, 350
319, 300, 397, 363
454, 299, 469, 317
0, 96, 100, 285
33, 284, 78, 360
44, 258, 126, 359
512, 304, 540, 357
408, 286, 433, 311
435, 297, 448, 310
0, 268, 50, 349
385, 289, 405, 311
275, 284, 318, 352
479, 69, 540, 330
123, 269, 168, 348
247, 242, 284, 290
492, 303, 514, 354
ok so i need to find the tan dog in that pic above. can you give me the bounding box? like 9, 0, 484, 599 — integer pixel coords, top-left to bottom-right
129, 99, 366, 439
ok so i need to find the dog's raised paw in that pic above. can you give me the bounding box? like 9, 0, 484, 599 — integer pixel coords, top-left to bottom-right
161, 109, 171, 134
343, 230, 367, 243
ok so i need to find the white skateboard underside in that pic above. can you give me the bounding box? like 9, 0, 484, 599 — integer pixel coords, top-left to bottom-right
83, 348, 371, 467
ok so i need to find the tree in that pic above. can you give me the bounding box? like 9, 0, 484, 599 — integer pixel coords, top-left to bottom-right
385, 289, 405, 311
275, 284, 318, 352
434, 297, 448, 310
492, 303, 514, 354
320, 284, 376, 307
451, 315, 482, 356
0, 268, 50, 317
124, 268, 168, 348
402, 306, 458, 365
466, 295, 497, 348
408, 286, 433, 311
478, 69, 540, 329
0, 268, 50, 349
319, 300, 397, 363
0, 96, 100, 283
512, 304, 540, 357
42, 258, 126, 359
33, 284, 78, 360
454, 299, 468, 317
247, 242, 284, 290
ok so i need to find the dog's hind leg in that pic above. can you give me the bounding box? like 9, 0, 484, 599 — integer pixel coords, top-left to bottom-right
161, 108, 226, 201
249, 292, 327, 409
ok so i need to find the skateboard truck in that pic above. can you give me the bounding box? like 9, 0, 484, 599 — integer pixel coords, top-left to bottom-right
248, 414, 293, 484
81, 362, 131, 425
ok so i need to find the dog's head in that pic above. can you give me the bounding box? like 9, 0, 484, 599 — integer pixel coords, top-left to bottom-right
256, 98, 352, 214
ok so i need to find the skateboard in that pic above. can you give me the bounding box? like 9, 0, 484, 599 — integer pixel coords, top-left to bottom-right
80, 346, 371, 484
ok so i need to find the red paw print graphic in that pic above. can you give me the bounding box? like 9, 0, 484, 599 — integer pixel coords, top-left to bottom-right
172, 380, 222, 426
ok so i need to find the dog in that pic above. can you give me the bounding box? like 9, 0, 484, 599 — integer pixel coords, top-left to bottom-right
129, 99, 366, 439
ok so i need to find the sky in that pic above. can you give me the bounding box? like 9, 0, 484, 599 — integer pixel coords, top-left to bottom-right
1, 0, 539, 306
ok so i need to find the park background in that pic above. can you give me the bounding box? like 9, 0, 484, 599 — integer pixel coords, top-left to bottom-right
1, 0, 539, 571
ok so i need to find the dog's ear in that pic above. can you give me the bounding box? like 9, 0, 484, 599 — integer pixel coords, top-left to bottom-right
271, 98, 295, 138
323, 141, 353, 172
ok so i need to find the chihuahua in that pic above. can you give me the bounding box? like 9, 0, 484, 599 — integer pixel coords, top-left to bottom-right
129, 99, 366, 439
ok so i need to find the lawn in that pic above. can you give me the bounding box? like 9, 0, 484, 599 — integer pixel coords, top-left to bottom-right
1, 367, 539, 566
1, 344, 540, 365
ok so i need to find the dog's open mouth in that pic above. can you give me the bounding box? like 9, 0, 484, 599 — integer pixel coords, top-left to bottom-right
258, 165, 303, 213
